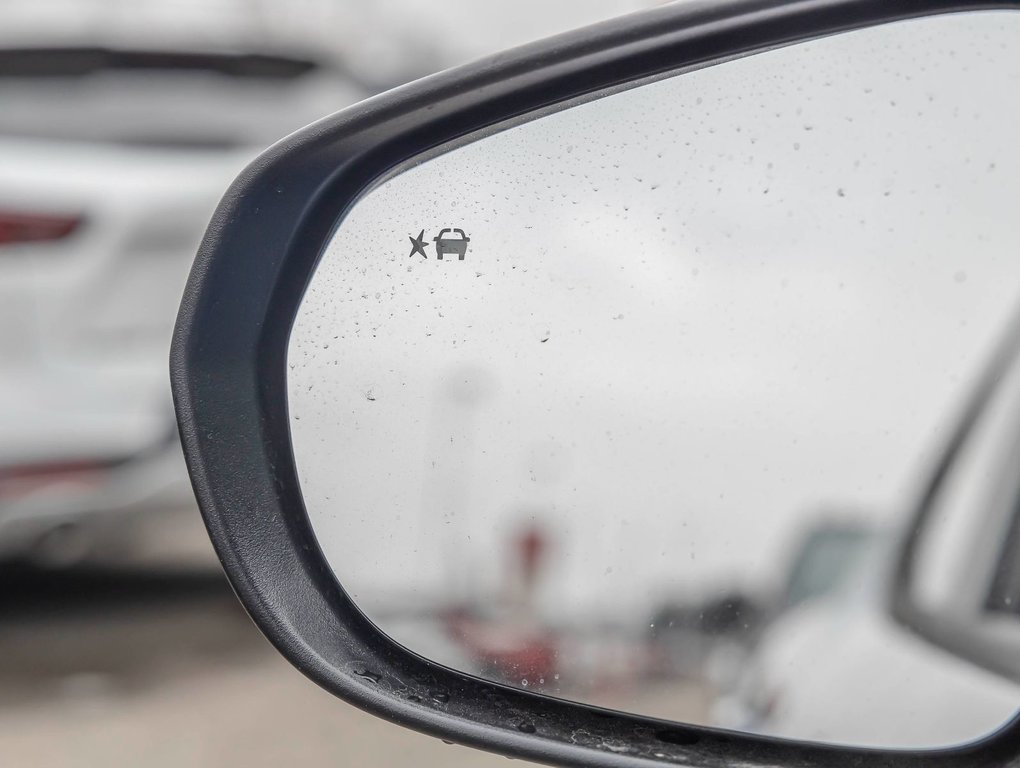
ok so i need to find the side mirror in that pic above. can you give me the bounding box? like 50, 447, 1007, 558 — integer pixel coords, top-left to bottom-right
172, 1, 1020, 766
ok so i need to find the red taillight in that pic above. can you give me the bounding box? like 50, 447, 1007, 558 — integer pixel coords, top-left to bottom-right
0, 210, 83, 246
0, 459, 110, 500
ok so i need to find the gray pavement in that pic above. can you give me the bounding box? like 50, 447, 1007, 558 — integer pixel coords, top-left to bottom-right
0, 555, 520, 767
0, 515, 706, 767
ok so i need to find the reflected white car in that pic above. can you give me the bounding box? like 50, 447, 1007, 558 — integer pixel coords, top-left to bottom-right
716, 341, 1020, 748
716, 540, 1020, 748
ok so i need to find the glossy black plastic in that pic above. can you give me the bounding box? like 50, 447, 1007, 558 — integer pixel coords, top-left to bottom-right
171, 1, 1020, 765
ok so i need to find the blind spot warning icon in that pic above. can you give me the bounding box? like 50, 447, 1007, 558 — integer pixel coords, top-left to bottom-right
407, 229, 428, 258
434, 228, 470, 260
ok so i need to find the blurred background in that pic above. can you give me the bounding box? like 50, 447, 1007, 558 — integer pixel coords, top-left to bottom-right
0, 1, 649, 765
7, 1, 1020, 763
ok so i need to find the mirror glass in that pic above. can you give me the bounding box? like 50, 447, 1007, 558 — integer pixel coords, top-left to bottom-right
288, 11, 1020, 749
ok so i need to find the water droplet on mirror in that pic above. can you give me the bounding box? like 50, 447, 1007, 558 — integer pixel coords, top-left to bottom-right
352, 667, 381, 684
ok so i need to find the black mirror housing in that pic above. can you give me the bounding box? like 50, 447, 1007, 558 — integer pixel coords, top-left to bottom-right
171, 1, 1020, 765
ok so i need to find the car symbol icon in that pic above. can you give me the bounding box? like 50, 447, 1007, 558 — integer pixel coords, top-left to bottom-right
433, 228, 470, 260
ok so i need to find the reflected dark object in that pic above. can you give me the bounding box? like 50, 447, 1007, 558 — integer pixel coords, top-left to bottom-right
780, 520, 875, 612
650, 593, 764, 641
648, 592, 764, 683
987, 511, 1020, 615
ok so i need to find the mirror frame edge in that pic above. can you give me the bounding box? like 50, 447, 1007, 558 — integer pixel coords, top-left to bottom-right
171, 1, 1020, 765
890, 313, 1020, 684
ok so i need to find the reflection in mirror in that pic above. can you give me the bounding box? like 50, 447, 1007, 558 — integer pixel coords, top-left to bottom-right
905, 324, 1020, 680
289, 11, 1020, 749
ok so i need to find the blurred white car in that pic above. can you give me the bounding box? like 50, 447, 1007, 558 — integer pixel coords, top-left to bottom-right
0, 7, 371, 564
716, 332, 1020, 748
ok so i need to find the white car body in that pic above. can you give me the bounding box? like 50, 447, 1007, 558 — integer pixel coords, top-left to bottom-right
717, 336, 1020, 748
0, 4, 370, 562
718, 556, 1020, 748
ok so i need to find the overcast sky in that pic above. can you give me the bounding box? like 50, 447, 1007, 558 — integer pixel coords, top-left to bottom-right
289, 12, 1020, 641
